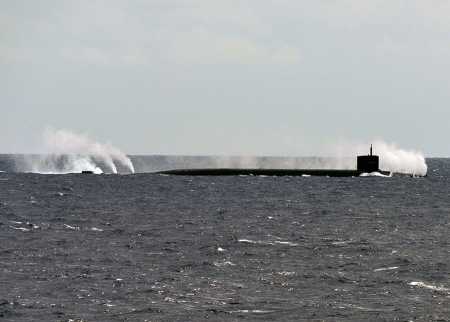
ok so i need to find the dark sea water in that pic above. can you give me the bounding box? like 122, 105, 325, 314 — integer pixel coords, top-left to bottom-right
1, 158, 450, 321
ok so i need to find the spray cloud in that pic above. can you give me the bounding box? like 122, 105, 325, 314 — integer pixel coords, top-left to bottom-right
27, 128, 135, 174
366, 141, 427, 176
209, 140, 427, 176
332, 140, 427, 176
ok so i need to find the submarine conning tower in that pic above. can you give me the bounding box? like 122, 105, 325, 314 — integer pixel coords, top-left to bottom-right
357, 144, 380, 173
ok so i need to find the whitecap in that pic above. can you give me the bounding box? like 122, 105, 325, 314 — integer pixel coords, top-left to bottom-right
238, 239, 298, 247
9, 226, 30, 232
360, 172, 392, 177
337, 303, 392, 312
238, 239, 262, 244
230, 309, 274, 314
64, 224, 80, 230
374, 266, 399, 272
409, 281, 449, 292
273, 241, 298, 246
213, 260, 236, 267
332, 240, 352, 246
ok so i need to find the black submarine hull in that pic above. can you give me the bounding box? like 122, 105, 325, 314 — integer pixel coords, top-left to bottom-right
154, 147, 421, 177
156, 168, 392, 177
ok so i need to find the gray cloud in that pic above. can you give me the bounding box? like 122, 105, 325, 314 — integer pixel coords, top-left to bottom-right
1, 0, 449, 155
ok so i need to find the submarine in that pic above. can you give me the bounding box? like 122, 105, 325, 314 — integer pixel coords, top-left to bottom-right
157, 145, 392, 177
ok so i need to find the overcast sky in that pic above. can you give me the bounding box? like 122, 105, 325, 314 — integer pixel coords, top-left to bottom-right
1, 0, 449, 156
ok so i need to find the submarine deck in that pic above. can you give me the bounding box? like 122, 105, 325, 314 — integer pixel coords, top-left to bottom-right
156, 168, 391, 177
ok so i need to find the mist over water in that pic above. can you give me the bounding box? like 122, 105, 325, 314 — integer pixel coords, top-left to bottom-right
373, 141, 427, 176
8, 130, 426, 176
203, 140, 428, 176
334, 140, 428, 176
21, 129, 135, 174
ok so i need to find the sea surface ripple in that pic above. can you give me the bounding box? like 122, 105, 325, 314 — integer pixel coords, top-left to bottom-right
0, 159, 449, 321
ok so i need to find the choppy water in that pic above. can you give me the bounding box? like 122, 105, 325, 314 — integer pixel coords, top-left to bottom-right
1, 158, 450, 321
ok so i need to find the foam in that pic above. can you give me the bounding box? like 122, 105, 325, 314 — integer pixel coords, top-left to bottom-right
373, 266, 399, 272
238, 239, 298, 246
409, 281, 449, 292
360, 172, 392, 177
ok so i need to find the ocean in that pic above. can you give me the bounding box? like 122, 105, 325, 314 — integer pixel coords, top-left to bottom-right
0, 157, 449, 321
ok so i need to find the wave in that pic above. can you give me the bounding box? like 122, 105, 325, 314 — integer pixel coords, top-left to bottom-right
359, 172, 392, 178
